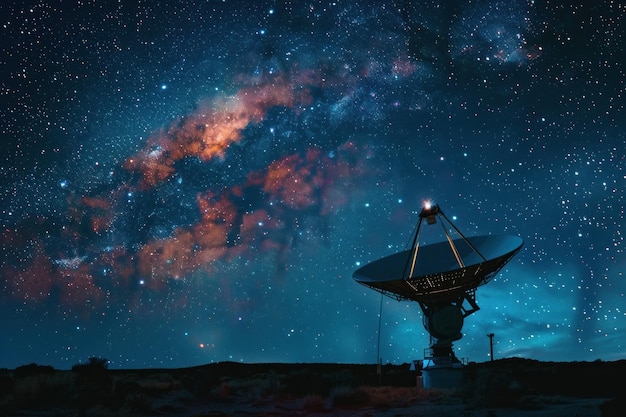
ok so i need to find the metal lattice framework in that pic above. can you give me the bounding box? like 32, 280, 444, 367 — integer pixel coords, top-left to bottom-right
353, 203, 523, 305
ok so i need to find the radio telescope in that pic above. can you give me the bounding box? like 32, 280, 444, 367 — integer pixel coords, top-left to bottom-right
353, 202, 523, 388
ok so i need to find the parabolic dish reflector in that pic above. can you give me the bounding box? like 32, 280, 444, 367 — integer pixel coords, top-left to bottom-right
353, 234, 523, 302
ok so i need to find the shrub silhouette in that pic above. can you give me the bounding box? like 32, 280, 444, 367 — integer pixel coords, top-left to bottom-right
72, 357, 113, 415
10, 371, 74, 409
330, 385, 370, 408
13, 363, 55, 379
463, 367, 523, 408
0, 373, 15, 397
282, 369, 327, 396
6, 364, 73, 409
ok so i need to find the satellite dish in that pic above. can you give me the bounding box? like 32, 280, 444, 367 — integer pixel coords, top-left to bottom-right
353, 234, 523, 303
353, 202, 523, 388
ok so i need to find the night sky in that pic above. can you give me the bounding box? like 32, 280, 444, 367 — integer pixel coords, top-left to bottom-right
1, 0, 624, 370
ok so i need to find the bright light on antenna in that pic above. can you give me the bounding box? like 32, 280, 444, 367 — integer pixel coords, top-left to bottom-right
419, 200, 439, 222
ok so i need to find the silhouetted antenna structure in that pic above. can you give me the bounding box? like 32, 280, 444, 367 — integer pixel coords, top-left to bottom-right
487, 333, 495, 361
353, 201, 523, 387
354, 202, 521, 304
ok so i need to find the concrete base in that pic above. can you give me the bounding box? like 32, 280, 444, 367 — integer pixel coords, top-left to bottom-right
421, 359, 465, 389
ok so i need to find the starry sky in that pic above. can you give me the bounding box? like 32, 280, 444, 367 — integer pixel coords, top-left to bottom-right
1, 0, 624, 370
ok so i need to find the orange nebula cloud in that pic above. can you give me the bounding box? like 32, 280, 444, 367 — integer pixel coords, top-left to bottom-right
2, 71, 368, 315
3, 239, 103, 309
134, 191, 240, 289
81, 195, 115, 234
130, 144, 362, 289
96, 246, 135, 286
124, 75, 315, 189
4, 241, 55, 302
58, 263, 104, 308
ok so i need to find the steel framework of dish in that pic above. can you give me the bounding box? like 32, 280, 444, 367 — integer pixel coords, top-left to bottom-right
353, 202, 523, 388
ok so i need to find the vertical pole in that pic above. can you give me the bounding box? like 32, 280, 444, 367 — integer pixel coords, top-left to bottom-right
487, 333, 495, 361
377, 293, 383, 384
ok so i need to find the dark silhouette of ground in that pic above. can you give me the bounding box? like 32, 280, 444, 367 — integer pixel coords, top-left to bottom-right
0, 358, 624, 416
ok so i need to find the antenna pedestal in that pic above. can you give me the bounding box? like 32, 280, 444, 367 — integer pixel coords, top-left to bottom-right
421, 349, 465, 390
418, 292, 475, 389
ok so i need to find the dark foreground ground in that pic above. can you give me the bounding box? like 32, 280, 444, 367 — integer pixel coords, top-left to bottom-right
1, 358, 624, 416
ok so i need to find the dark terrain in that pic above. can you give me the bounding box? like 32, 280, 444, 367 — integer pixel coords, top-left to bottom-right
1, 358, 624, 416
